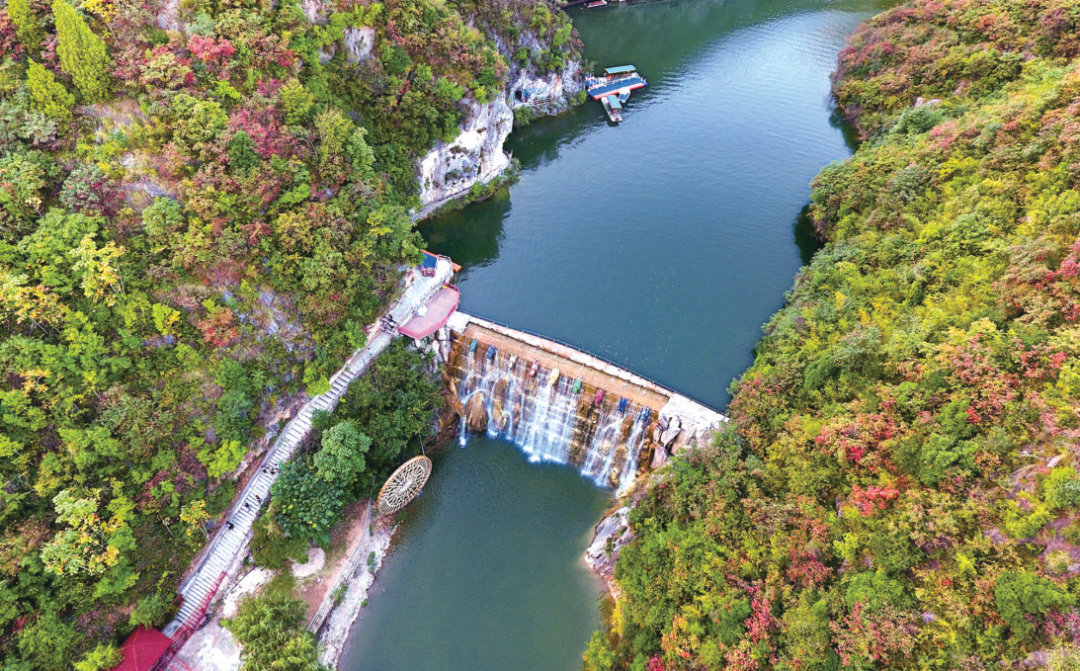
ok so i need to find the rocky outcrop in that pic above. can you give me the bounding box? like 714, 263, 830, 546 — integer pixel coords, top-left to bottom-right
343, 26, 375, 63
412, 33, 584, 219
496, 29, 585, 119
464, 392, 489, 433
650, 444, 669, 470
584, 507, 636, 597
414, 95, 514, 219
508, 59, 584, 118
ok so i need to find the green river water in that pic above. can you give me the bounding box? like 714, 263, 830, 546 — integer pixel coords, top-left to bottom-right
343, 0, 891, 668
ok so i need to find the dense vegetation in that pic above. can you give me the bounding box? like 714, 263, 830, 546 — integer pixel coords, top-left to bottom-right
225, 573, 325, 671
600, 1, 1080, 670
0, 0, 576, 664
251, 340, 440, 567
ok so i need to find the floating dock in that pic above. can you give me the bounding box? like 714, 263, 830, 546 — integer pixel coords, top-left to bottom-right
585, 66, 647, 122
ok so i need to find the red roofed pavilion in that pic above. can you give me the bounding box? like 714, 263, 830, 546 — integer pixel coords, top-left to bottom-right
398, 284, 460, 340
110, 627, 173, 671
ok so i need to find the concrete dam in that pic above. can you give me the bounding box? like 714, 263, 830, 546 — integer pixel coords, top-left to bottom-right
427, 311, 727, 492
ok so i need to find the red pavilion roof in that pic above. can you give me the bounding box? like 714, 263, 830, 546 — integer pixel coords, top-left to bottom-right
111, 627, 173, 671
398, 285, 460, 340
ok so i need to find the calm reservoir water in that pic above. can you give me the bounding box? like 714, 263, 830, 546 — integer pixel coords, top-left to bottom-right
346, 0, 892, 668
340, 438, 612, 671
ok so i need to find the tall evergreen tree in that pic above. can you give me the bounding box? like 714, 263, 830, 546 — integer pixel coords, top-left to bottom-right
53, 0, 111, 102
7, 0, 44, 51
26, 59, 75, 124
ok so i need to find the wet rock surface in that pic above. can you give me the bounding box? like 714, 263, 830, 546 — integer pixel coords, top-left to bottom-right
584, 507, 636, 596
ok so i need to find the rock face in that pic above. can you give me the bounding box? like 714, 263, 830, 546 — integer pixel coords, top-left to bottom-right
659, 416, 682, 449
507, 59, 584, 117
650, 444, 669, 470
343, 26, 375, 63
413, 33, 584, 219
414, 95, 514, 218
584, 507, 636, 597
464, 392, 489, 433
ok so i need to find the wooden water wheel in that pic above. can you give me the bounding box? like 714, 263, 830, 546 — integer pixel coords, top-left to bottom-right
377, 456, 432, 516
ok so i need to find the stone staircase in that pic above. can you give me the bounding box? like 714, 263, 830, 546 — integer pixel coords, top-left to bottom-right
163, 258, 454, 640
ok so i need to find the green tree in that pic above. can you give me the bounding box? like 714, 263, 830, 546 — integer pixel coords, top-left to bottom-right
26, 60, 75, 125
995, 571, 1074, 640
129, 593, 169, 628
69, 234, 125, 305
270, 458, 345, 542
251, 514, 309, 569
197, 439, 247, 478
226, 577, 327, 671
17, 610, 78, 671
280, 79, 314, 124
180, 500, 210, 540
583, 630, 616, 671
74, 644, 122, 671
40, 489, 124, 576
53, 0, 112, 102
334, 337, 440, 479
228, 130, 259, 174
1044, 467, 1080, 511
7, 0, 44, 51
313, 420, 370, 484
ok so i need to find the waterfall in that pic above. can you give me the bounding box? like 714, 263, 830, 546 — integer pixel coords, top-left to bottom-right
449, 338, 654, 490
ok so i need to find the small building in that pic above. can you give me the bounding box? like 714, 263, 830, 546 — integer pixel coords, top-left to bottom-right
398, 285, 461, 340
109, 627, 173, 671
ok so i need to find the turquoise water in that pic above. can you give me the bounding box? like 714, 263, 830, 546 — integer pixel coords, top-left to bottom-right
345, 0, 893, 668
421, 0, 889, 409
340, 438, 612, 671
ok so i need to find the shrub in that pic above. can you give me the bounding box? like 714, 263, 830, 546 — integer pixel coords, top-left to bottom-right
7, 0, 43, 51
53, 0, 112, 101
1044, 467, 1080, 510
994, 571, 1074, 640
26, 60, 73, 125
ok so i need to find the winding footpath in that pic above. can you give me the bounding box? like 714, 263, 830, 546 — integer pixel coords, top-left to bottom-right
163, 258, 456, 640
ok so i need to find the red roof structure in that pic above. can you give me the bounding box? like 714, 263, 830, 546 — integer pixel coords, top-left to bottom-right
398, 285, 460, 340
111, 627, 173, 671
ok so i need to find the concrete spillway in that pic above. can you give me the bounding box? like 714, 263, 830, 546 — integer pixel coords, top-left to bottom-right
430, 312, 727, 492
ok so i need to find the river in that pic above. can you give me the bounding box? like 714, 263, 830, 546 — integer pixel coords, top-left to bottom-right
343, 0, 890, 668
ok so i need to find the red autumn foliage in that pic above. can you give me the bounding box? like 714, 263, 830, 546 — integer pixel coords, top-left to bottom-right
850, 484, 900, 516
197, 307, 239, 348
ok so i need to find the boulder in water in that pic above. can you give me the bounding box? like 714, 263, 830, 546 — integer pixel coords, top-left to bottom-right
464, 393, 488, 433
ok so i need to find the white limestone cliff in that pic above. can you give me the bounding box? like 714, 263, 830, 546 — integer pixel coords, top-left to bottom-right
413, 94, 515, 219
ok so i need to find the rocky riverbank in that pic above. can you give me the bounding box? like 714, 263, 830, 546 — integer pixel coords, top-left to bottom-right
316, 518, 397, 669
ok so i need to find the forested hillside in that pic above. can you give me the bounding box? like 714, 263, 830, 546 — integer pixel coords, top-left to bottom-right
599, 1, 1080, 669
0, 0, 577, 665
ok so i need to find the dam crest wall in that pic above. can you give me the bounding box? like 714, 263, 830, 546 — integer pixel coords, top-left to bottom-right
426, 311, 727, 492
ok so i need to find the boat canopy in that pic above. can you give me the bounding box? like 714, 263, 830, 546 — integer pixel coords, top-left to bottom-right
605, 96, 622, 109
604, 65, 637, 76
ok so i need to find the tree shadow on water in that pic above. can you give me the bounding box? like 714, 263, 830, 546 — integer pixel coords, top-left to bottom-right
829, 106, 862, 154
793, 203, 824, 267
416, 189, 511, 278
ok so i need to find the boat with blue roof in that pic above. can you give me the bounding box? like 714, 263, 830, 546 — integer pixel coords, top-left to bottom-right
585, 65, 647, 123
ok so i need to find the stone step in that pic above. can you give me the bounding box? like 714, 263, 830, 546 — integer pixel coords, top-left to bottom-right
163, 303, 402, 638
